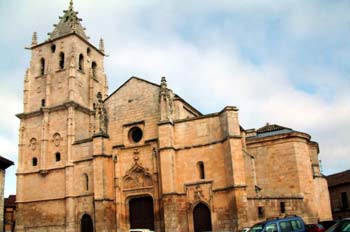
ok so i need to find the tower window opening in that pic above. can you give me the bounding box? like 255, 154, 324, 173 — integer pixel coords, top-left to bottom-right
41, 99, 46, 107
258, 206, 264, 218
32, 157, 38, 166
40, 58, 45, 75
197, 161, 205, 179
280, 202, 286, 214
55, 152, 61, 162
84, 173, 89, 191
87, 47, 91, 56
79, 54, 84, 71
91, 61, 97, 77
51, 44, 56, 53
59, 52, 65, 69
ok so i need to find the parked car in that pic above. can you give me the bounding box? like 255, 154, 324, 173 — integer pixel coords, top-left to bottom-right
130, 229, 154, 232
319, 221, 338, 230
239, 228, 251, 232
250, 215, 306, 232
306, 224, 326, 232
325, 218, 350, 232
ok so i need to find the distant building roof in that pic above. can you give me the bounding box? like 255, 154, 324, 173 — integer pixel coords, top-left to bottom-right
327, 169, 350, 187
5, 195, 16, 208
248, 123, 295, 139
0, 156, 14, 170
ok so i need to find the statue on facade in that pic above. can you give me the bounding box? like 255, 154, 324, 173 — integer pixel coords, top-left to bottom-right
94, 92, 108, 136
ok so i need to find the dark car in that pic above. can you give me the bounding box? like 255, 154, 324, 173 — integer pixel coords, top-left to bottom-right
306, 224, 326, 232
325, 218, 350, 232
319, 221, 338, 230
250, 215, 306, 232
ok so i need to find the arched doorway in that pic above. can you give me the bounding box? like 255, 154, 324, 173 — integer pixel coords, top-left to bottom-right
129, 196, 155, 230
81, 214, 93, 232
193, 203, 212, 232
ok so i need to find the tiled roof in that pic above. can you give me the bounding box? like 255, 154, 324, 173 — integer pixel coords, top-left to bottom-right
0, 156, 14, 170
256, 123, 292, 134
48, 0, 88, 40
327, 170, 350, 187
5, 195, 16, 208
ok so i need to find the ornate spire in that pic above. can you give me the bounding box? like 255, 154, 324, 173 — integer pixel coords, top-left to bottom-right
48, 0, 88, 40
69, 0, 73, 10
99, 38, 105, 53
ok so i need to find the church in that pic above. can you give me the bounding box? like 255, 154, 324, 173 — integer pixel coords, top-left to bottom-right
15, 1, 332, 232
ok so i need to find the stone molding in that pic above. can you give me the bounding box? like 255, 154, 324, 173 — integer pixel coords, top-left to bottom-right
16, 101, 94, 119
158, 135, 242, 151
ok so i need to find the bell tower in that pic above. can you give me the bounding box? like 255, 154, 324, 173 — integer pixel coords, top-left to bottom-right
16, 1, 108, 231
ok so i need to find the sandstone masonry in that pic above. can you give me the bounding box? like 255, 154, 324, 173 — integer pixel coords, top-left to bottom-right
15, 1, 332, 232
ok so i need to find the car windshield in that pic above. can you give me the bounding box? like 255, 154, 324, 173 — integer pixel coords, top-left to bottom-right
250, 223, 265, 232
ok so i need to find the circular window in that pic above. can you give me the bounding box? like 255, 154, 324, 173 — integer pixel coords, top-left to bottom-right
129, 127, 143, 143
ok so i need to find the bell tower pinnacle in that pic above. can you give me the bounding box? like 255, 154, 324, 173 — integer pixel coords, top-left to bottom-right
16, 2, 109, 231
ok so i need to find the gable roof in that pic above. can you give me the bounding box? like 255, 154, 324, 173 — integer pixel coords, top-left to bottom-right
104, 76, 159, 102
104, 76, 202, 115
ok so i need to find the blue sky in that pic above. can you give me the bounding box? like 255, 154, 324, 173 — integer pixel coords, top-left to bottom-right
0, 0, 349, 197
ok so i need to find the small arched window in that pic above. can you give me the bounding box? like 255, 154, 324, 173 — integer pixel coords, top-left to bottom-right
87, 47, 91, 56
32, 157, 38, 166
41, 99, 46, 107
79, 54, 84, 71
91, 61, 97, 77
55, 152, 61, 162
51, 44, 56, 53
83, 173, 89, 191
40, 58, 45, 75
197, 161, 205, 179
59, 52, 65, 69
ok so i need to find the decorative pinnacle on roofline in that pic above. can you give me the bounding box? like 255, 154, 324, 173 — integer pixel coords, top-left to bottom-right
48, 0, 89, 41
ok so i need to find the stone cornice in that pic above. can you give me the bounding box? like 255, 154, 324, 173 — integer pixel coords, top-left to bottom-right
16, 193, 94, 204
29, 32, 105, 56
158, 135, 242, 151
16, 101, 94, 119
73, 138, 93, 145
184, 180, 213, 186
172, 106, 239, 124
247, 195, 304, 200
92, 153, 112, 158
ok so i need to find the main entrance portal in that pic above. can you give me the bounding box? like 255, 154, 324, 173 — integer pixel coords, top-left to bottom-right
193, 203, 212, 232
129, 196, 155, 230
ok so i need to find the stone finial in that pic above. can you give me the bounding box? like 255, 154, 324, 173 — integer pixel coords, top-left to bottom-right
161, 76, 167, 88
32, 32, 37, 46
69, 0, 74, 10
99, 38, 105, 53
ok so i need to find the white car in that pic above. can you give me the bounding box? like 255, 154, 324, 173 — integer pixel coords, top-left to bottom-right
130, 229, 154, 232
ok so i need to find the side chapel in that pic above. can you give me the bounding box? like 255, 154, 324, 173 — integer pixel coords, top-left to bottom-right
15, 1, 332, 231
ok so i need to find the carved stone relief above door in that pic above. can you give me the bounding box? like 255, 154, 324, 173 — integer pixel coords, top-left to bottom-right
123, 157, 153, 190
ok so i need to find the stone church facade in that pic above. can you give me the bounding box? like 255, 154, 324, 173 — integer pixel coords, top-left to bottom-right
15, 1, 332, 232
